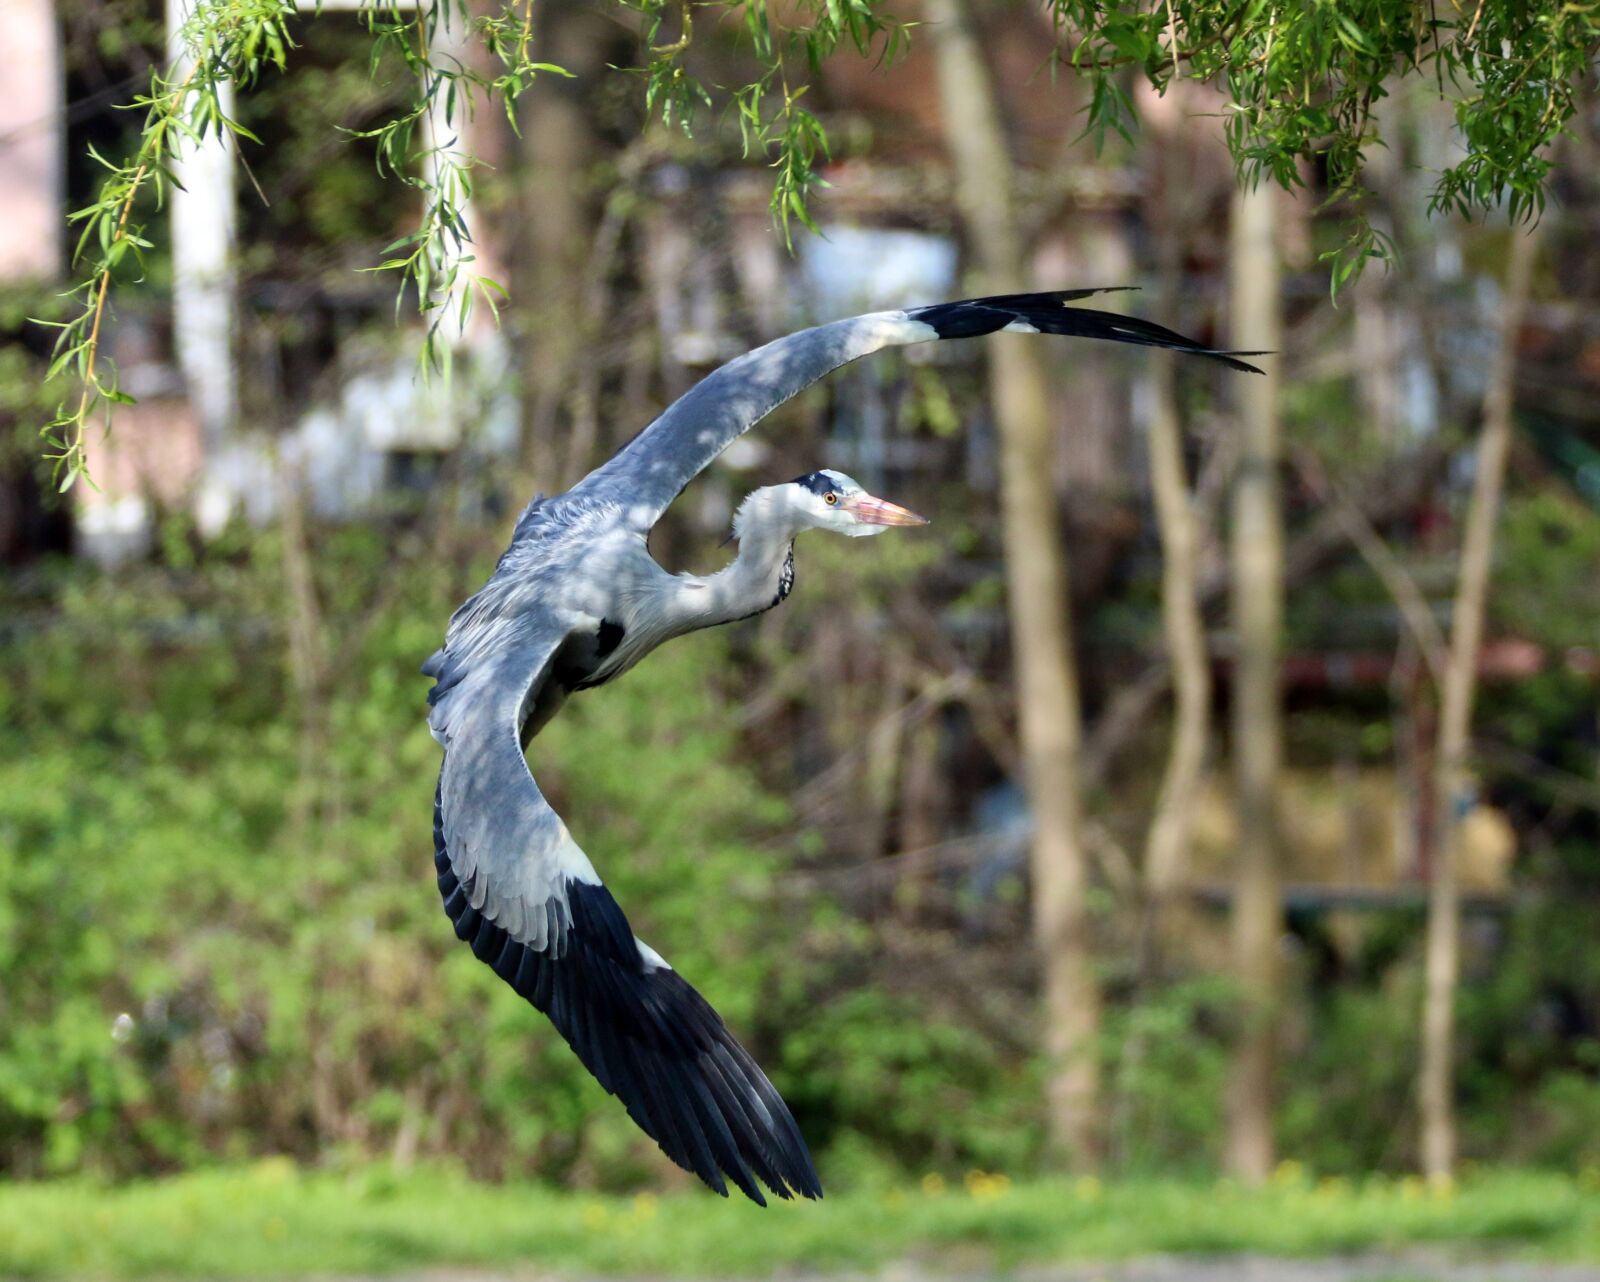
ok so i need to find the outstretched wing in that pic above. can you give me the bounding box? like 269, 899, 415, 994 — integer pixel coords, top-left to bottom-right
424, 614, 821, 1205
576, 287, 1264, 529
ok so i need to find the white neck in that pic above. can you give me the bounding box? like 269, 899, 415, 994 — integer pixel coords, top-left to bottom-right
672, 487, 802, 630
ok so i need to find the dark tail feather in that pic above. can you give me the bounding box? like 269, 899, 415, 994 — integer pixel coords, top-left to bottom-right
908, 288, 1269, 374
432, 784, 821, 1204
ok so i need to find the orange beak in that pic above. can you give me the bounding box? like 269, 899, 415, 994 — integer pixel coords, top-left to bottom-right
845, 493, 930, 527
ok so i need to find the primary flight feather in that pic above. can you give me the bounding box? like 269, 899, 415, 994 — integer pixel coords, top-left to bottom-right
423, 289, 1263, 1203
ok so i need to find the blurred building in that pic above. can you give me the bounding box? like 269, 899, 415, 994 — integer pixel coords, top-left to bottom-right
2, 0, 516, 565
0, 0, 63, 285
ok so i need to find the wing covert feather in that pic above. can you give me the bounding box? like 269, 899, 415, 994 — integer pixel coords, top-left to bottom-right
576, 310, 937, 527
574, 288, 1264, 528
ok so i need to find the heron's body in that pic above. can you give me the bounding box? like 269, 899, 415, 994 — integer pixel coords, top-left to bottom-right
447, 488, 802, 711
423, 291, 1262, 1204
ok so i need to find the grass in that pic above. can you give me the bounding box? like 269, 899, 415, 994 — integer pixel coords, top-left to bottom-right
4, 1163, 1600, 1279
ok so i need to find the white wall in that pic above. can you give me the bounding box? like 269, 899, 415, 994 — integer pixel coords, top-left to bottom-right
0, 0, 63, 282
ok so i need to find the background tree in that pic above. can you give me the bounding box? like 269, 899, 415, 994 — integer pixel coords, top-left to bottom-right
1139, 99, 1214, 963
1224, 178, 1284, 1183
1420, 225, 1541, 1182
929, 0, 1102, 1168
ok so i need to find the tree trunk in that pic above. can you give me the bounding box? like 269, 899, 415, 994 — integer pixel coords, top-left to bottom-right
1419, 226, 1538, 1182
1224, 180, 1285, 1185
1141, 133, 1211, 946
1139, 362, 1211, 951
511, 1, 609, 484
929, 0, 1101, 1167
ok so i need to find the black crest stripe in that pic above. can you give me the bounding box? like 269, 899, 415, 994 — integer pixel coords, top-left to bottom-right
789, 471, 836, 496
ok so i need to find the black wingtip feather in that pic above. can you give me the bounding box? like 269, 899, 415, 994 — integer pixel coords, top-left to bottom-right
432, 781, 822, 1204
907, 289, 1268, 375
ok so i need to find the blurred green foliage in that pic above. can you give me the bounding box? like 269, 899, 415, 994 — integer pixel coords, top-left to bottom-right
4, 489, 1600, 1189
0, 522, 1037, 1184
1494, 490, 1600, 649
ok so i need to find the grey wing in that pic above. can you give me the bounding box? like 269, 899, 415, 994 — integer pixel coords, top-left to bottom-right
423, 613, 822, 1204
575, 287, 1264, 530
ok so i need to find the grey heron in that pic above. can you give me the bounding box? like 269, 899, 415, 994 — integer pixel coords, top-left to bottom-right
423, 289, 1262, 1204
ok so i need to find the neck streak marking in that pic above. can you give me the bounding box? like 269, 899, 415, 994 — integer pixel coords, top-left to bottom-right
730, 542, 795, 623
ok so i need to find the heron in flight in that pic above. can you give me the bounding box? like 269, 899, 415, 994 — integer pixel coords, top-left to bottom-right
423, 289, 1261, 1204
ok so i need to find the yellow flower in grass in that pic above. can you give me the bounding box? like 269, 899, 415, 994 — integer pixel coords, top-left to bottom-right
1271, 1159, 1306, 1188
963, 1170, 1011, 1201
1074, 1175, 1102, 1202
921, 1172, 946, 1196
632, 1192, 658, 1221
581, 1200, 610, 1231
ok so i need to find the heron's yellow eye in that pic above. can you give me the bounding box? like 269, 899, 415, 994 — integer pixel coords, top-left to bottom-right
824, 492, 838, 506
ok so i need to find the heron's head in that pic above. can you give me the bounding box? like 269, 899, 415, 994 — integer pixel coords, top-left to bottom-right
778, 469, 929, 539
